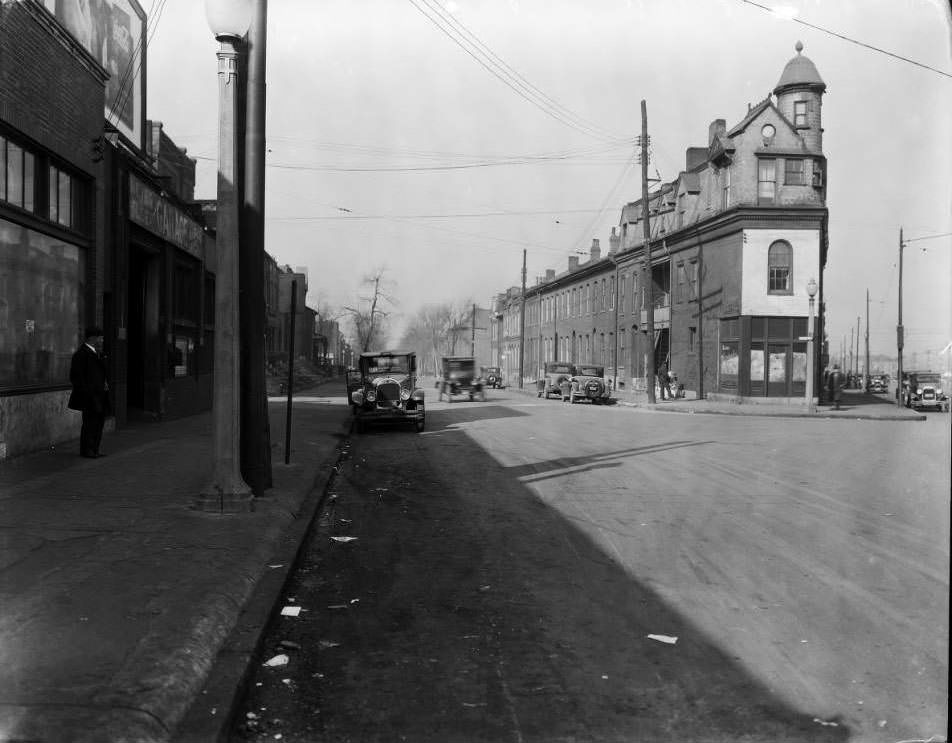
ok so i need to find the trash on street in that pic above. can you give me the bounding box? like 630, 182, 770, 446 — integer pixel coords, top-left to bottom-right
647, 634, 678, 644
264, 654, 290, 667
330, 536, 358, 543
280, 606, 302, 617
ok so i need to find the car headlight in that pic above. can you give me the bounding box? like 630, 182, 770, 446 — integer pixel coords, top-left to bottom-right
366, 390, 377, 402
401, 389, 410, 401
917, 388, 923, 395
352, 390, 364, 405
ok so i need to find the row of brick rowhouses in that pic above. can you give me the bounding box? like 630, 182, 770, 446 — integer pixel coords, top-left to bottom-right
0, 1, 335, 459
492, 43, 829, 402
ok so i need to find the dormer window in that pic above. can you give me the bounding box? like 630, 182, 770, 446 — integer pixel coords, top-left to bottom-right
794, 100, 808, 127
784, 158, 805, 185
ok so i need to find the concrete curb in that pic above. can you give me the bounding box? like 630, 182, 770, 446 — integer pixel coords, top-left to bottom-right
171, 417, 352, 742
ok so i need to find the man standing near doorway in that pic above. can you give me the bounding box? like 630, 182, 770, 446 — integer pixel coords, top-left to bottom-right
68, 327, 111, 458
659, 360, 673, 400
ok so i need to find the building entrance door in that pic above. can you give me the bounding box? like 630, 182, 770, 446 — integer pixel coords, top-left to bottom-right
127, 246, 161, 416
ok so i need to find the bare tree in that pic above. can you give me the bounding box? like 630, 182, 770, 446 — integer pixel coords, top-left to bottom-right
343, 268, 396, 353
397, 299, 475, 376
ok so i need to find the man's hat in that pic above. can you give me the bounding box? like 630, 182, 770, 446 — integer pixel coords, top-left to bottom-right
84, 326, 104, 339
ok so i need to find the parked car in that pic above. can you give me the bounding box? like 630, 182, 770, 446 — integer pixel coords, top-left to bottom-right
439, 356, 485, 402
566, 364, 612, 404
481, 366, 504, 389
869, 375, 887, 394
899, 371, 948, 411
539, 361, 575, 398
351, 350, 425, 432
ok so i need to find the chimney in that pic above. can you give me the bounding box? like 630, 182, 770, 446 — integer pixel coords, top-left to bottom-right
545, 268, 556, 281
609, 226, 620, 255
590, 238, 601, 262
568, 255, 579, 271
708, 118, 726, 146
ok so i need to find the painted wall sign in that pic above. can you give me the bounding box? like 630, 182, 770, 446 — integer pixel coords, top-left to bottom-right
129, 175, 203, 259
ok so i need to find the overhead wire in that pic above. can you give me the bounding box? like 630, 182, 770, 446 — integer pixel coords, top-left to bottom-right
736, 0, 952, 80
106, 0, 166, 129
406, 0, 630, 143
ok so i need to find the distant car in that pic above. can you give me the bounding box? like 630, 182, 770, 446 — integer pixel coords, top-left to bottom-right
481, 366, 504, 389
899, 371, 949, 412
351, 350, 425, 432
869, 377, 886, 394
439, 356, 485, 402
566, 364, 612, 404
539, 361, 575, 398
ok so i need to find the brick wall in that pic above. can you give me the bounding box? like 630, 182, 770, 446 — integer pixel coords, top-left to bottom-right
0, 2, 106, 176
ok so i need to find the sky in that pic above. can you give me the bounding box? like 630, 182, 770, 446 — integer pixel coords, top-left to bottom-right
147, 0, 952, 363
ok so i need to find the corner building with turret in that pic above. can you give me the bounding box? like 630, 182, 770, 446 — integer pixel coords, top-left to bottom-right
493, 43, 829, 402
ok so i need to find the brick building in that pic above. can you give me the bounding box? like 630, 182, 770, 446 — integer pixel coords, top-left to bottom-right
492, 43, 828, 402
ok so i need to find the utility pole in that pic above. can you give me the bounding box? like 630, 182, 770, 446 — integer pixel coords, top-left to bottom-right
897, 227, 904, 408
518, 249, 526, 389
849, 327, 854, 382
855, 316, 861, 383
471, 302, 476, 357
239, 0, 271, 496
640, 100, 656, 404
865, 289, 870, 391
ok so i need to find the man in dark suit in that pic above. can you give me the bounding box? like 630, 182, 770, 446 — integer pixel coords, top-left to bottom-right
68, 327, 111, 458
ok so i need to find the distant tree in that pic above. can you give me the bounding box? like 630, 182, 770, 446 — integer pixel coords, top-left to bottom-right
343, 268, 396, 353
397, 299, 475, 376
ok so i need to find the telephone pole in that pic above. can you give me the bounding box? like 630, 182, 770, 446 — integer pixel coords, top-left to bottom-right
849, 327, 854, 381
471, 302, 476, 357
864, 289, 870, 391
640, 100, 656, 404
518, 249, 526, 389
855, 316, 861, 382
897, 227, 904, 408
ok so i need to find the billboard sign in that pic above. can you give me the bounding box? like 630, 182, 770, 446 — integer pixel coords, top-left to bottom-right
42, 0, 146, 150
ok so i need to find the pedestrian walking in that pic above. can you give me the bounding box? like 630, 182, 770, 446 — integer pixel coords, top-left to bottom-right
658, 362, 673, 400
827, 364, 845, 410
68, 327, 111, 458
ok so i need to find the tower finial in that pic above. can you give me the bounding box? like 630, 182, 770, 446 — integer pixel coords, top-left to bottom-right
795, 40, 803, 54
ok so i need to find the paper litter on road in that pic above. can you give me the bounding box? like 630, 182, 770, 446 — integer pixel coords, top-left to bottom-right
263, 654, 289, 667
279, 640, 301, 650
327, 604, 349, 610
647, 634, 678, 645
268, 564, 284, 569
280, 606, 301, 617
330, 536, 358, 543
318, 640, 340, 650
812, 717, 839, 727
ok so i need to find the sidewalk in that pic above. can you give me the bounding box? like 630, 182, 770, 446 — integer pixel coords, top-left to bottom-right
0, 380, 353, 743
513, 385, 926, 421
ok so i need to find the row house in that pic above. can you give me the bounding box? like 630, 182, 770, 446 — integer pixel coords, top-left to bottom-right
493, 43, 828, 402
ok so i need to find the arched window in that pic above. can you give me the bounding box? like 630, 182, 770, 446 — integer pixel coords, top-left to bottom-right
768, 240, 793, 294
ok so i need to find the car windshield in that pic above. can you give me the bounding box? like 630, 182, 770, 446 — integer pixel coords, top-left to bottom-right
576, 366, 603, 377
446, 360, 474, 372
362, 356, 410, 375
917, 374, 941, 385
546, 364, 574, 375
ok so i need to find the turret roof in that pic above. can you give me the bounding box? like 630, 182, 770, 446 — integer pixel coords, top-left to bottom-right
774, 41, 826, 95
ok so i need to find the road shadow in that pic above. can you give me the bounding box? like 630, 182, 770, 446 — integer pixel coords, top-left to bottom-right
269, 424, 853, 742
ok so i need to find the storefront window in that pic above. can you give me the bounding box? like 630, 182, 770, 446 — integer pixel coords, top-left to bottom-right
0, 219, 84, 390
719, 343, 739, 390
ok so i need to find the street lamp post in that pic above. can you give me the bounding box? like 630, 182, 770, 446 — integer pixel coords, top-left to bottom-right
196, 0, 254, 512
806, 277, 818, 413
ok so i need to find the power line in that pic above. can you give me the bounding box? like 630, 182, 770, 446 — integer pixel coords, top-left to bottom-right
406, 0, 630, 143
904, 231, 952, 243
737, 0, 952, 80
272, 207, 610, 221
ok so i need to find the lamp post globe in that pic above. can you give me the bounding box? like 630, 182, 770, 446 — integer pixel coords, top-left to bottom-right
205, 0, 253, 39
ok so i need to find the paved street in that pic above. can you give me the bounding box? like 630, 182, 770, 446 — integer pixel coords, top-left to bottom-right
234, 389, 949, 742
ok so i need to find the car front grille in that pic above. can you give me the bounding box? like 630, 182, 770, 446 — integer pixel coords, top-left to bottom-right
376, 381, 401, 408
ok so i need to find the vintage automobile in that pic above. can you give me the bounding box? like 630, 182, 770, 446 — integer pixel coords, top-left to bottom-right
481, 366, 504, 389
344, 366, 362, 410
869, 375, 887, 394
899, 371, 949, 412
351, 350, 425, 432
439, 356, 485, 402
538, 361, 575, 398
566, 364, 612, 404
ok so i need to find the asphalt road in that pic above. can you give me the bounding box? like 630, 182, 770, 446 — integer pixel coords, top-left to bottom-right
233, 389, 949, 743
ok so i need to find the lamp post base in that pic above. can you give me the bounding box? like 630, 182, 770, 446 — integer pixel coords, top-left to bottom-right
192, 481, 255, 513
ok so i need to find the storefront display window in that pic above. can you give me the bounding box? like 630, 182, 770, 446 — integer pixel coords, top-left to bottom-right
0, 219, 84, 390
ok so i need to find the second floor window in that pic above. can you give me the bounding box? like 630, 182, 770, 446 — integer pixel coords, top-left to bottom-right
49, 165, 73, 227
785, 159, 805, 185
768, 240, 793, 294
1, 136, 36, 213
794, 100, 808, 127
758, 159, 776, 204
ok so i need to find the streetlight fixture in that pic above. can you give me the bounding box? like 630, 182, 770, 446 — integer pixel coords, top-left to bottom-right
196, 0, 254, 512
806, 277, 818, 413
